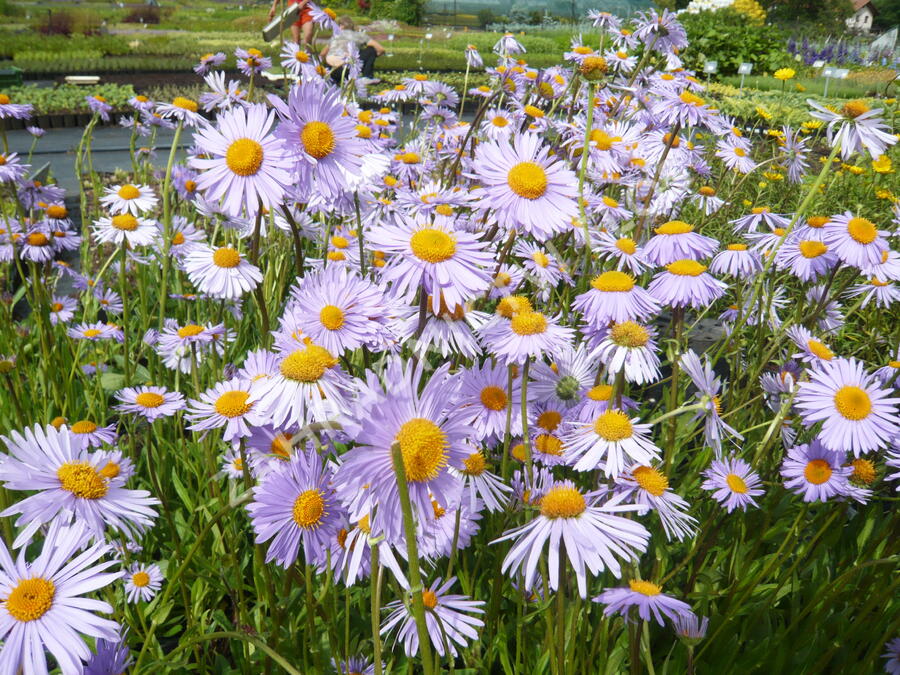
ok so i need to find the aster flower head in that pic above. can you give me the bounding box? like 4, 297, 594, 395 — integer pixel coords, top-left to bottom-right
780, 439, 852, 502
795, 358, 899, 455
529, 343, 599, 410
680, 350, 742, 455
884, 637, 900, 675
710, 243, 762, 278
190, 103, 290, 217
186, 378, 263, 442
124, 562, 163, 603
454, 448, 512, 513
0, 521, 123, 674
100, 183, 158, 215
822, 211, 888, 269
334, 360, 469, 543
247, 448, 345, 567
183, 244, 262, 299
382, 577, 484, 657
478, 309, 574, 365
594, 579, 695, 626
563, 408, 661, 477
494, 482, 650, 597
0, 424, 158, 547
596, 321, 661, 385
87, 94, 112, 121
701, 457, 764, 512
648, 260, 726, 310
115, 385, 185, 421
470, 134, 579, 240
615, 464, 697, 541
85, 634, 132, 675
808, 98, 897, 160
454, 362, 522, 443
194, 51, 226, 74
235, 47, 272, 75
573, 271, 660, 327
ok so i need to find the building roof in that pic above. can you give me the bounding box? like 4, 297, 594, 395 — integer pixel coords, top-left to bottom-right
851, 0, 874, 12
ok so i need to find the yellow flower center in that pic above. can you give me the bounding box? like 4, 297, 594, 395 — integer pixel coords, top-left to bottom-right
589, 130, 621, 151
524, 104, 544, 118
666, 260, 706, 276
26, 232, 49, 246
319, 305, 345, 330
629, 579, 661, 596
271, 433, 292, 459
410, 228, 456, 263
422, 589, 438, 609
510, 311, 548, 336
214, 390, 252, 418
725, 473, 748, 494
82, 328, 102, 338
535, 433, 563, 455
540, 485, 586, 518
632, 465, 668, 496
292, 489, 326, 528
5, 578, 55, 622
734, 147, 747, 157
132, 571, 151, 587
462, 451, 486, 476
655, 220, 693, 235
301, 121, 336, 159
212, 247, 241, 268
400, 152, 421, 164
225, 138, 264, 176
841, 100, 870, 119
496, 295, 532, 318
602, 195, 619, 208
850, 458, 876, 484
46, 205, 68, 219
593, 409, 633, 441
531, 251, 550, 268
57, 461, 107, 499
435, 204, 454, 217
846, 217, 877, 245
679, 91, 705, 106
727, 244, 748, 251
173, 97, 198, 112
533, 411, 560, 433
280, 344, 337, 382
356, 124, 372, 139
0, 94, 9, 105
610, 321, 650, 348
587, 384, 613, 401
480, 385, 508, 411
357, 514, 371, 534
100, 462, 120, 479
491, 116, 509, 127
807, 339, 834, 360
117, 184, 141, 200
171, 231, 186, 246
327, 251, 346, 261
395, 418, 448, 482
70, 420, 97, 434
699, 186, 716, 197
507, 161, 548, 200
50, 302, 64, 312
804, 459, 832, 485
177, 324, 204, 338
111, 214, 139, 231
833, 385, 872, 421
799, 240, 827, 258
616, 237, 637, 254
136, 392, 165, 408
580, 56, 607, 77
591, 270, 635, 292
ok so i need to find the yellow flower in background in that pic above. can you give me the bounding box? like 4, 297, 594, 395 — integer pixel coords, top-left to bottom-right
842, 164, 865, 175
795, 83, 806, 92
774, 68, 795, 81
733, 0, 767, 23
872, 155, 893, 174
763, 171, 784, 181
875, 189, 897, 201
756, 106, 772, 120
802, 120, 824, 131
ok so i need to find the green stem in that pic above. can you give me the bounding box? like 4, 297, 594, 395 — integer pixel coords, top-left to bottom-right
157, 121, 184, 331
149, 631, 302, 675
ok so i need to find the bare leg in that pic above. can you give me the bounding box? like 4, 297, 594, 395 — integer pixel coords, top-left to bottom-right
291, 23, 300, 45
301, 21, 313, 49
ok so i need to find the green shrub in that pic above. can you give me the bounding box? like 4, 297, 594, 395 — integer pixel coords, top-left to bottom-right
2, 83, 135, 114
680, 8, 790, 76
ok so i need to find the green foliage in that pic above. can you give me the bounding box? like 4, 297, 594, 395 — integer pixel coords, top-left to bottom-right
681, 8, 790, 75
2, 83, 135, 114
762, 0, 854, 31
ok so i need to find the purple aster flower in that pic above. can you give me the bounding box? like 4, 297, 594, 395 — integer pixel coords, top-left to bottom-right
334, 657, 378, 675
85, 633, 132, 675
334, 359, 469, 543
0, 93, 33, 119
195, 51, 226, 75
780, 440, 852, 502
0, 521, 122, 674
775, 236, 836, 282
673, 613, 708, 641
716, 138, 756, 174
190, 103, 291, 217
594, 579, 694, 626
66, 419, 117, 450
0, 424, 158, 547
285, 264, 391, 356
368, 216, 492, 314
465, 44, 483, 68
494, 481, 650, 597
563, 408, 661, 477
680, 350, 743, 455
382, 577, 484, 657
643, 220, 719, 266
93, 213, 158, 247
779, 125, 809, 183
807, 98, 897, 160
268, 81, 365, 198
469, 134, 579, 240
247, 449, 345, 567
595, 321, 661, 385
124, 562, 163, 603
884, 637, 900, 675
614, 465, 696, 541
648, 260, 726, 309
701, 457, 764, 512
86, 94, 112, 122
710, 243, 762, 278
49, 295, 78, 325
787, 325, 838, 365
186, 378, 262, 442
26, 125, 44, 137
794, 358, 899, 455
574, 271, 660, 326
822, 212, 888, 269
595, 233, 648, 274
530, 343, 599, 410
100, 182, 157, 215
454, 362, 523, 443
453, 448, 512, 513
235, 47, 272, 76
183, 244, 262, 299
115, 386, 185, 422
478, 310, 574, 365
493, 33, 526, 55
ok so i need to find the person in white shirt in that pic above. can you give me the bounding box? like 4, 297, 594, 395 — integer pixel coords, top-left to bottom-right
319, 15, 385, 85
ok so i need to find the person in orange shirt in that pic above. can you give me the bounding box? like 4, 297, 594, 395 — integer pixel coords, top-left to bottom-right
268, 0, 313, 48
